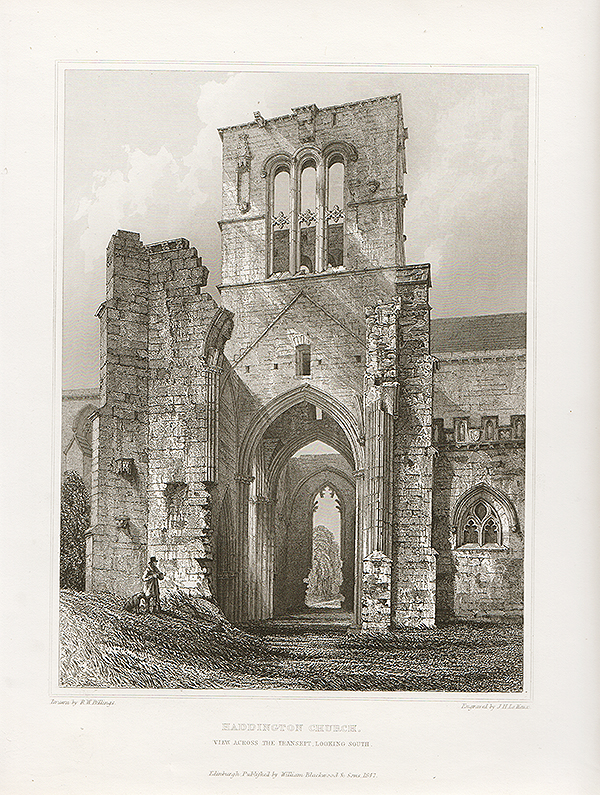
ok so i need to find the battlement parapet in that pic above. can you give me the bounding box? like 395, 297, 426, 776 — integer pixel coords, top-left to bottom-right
433, 415, 525, 448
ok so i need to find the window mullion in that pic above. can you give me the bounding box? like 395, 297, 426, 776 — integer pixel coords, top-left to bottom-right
289, 162, 299, 275
315, 159, 325, 273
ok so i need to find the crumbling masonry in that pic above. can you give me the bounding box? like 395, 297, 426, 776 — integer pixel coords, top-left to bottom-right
83, 95, 525, 628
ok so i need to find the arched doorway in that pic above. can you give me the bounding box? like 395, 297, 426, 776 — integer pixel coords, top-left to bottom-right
307, 484, 343, 609
273, 456, 356, 617
235, 385, 363, 623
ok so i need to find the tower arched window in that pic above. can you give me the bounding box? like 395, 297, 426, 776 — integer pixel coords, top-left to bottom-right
271, 168, 290, 273
298, 161, 317, 273
264, 143, 356, 278
326, 158, 344, 269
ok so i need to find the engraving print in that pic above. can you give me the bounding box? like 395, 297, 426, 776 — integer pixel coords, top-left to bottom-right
60, 72, 527, 691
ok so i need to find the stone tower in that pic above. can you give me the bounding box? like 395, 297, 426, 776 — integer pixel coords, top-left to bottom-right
216, 95, 436, 628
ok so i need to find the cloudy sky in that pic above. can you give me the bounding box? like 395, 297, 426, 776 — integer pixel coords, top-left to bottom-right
63, 69, 529, 389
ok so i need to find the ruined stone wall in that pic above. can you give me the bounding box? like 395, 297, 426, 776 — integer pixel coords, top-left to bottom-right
88, 231, 239, 602
432, 447, 524, 620
88, 231, 150, 595
433, 349, 526, 431
144, 238, 218, 596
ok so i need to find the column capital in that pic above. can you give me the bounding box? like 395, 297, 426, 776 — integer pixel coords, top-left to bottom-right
235, 474, 255, 485
250, 495, 270, 505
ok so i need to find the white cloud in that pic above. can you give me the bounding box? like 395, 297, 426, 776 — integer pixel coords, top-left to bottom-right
75, 145, 185, 271
74, 73, 527, 290
406, 88, 526, 266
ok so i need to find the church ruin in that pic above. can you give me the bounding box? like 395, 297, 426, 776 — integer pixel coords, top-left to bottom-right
76, 95, 525, 629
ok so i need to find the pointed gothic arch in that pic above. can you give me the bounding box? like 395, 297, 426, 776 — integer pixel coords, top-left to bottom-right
238, 384, 364, 479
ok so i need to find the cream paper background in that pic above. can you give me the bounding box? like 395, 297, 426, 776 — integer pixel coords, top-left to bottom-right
1, 2, 599, 793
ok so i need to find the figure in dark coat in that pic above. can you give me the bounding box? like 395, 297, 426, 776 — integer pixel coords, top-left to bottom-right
142, 557, 164, 614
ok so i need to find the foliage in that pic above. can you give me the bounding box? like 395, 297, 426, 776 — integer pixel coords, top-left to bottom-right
60, 471, 90, 590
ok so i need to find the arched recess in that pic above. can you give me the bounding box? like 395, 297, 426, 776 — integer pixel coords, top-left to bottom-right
203, 307, 234, 365
239, 384, 364, 477
273, 466, 356, 616
321, 141, 359, 165
66, 404, 97, 490
72, 403, 97, 457
261, 151, 293, 179
287, 466, 355, 510
267, 430, 354, 499
451, 483, 520, 548
203, 308, 234, 483
235, 385, 363, 623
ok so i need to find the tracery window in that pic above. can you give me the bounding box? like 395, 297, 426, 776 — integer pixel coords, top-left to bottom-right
265, 143, 355, 277
458, 499, 501, 547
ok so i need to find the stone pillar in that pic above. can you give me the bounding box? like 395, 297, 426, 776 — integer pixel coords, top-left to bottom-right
391, 264, 436, 628
361, 551, 392, 632
363, 398, 394, 558
253, 494, 272, 619
353, 468, 365, 626
360, 299, 401, 629
289, 167, 299, 276
315, 159, 325, 273
235, 474, 254, 622
204, 364, 220, 484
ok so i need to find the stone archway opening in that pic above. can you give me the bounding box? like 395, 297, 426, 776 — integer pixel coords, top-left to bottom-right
272, 440, 356, 617
306, 483, 343, 609
273, 440, 357, 615
237, 388, 362, 623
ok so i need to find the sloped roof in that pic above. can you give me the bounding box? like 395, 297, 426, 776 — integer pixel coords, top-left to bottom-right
430, 313, 526, 353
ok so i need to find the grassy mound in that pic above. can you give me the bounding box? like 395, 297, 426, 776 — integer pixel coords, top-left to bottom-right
59, 590, 523, 691
59, 590, 293, 689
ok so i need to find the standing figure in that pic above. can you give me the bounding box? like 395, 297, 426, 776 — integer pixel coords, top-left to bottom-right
142, 556, 164, 614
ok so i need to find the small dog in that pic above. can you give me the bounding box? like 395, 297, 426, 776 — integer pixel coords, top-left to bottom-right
123, 592, 148, 614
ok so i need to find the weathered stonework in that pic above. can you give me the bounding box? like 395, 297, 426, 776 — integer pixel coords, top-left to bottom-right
76, 95, 524, 629
362, 551, 392, 632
